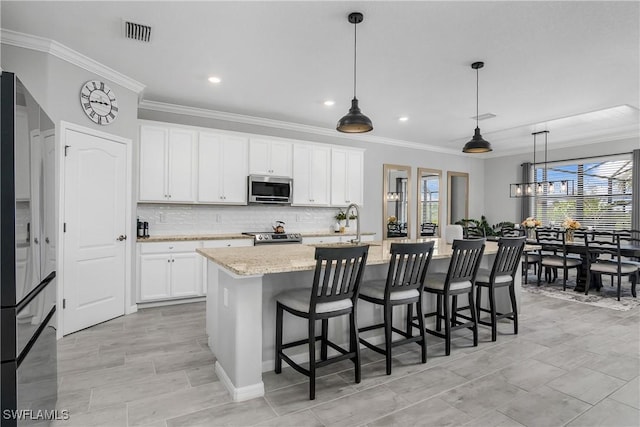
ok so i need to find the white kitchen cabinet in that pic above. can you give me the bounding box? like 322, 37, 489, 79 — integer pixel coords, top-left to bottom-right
138, 241, 202, 302
198, 132, 248, 204
331, 148, 364, 206
249, 138, 292, 177
139, 125, 197, 202
292, 143, 330, 206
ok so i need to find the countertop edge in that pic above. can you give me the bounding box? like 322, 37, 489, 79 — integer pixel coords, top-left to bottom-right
137, 231, 376, 243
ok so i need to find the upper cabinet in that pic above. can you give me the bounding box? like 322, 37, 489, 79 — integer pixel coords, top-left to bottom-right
139, 125, 197, 202
331, 148, 364, 206
249, 138, 292, 177
198, 132, 248, 204
292, 143, 330, 206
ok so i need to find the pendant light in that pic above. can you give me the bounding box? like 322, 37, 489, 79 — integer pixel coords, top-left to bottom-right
462, 61, 492, 153
337, 12, 373, 133
509, 130, 573, 197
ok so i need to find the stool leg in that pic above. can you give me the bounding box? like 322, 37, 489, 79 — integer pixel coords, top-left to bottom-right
489, 285, 497, 342
436, 294, 442, 332
509, 283, 518, 335
350, 310, 361, 384
469, 288, 478, 347
475, 286, 482, 323
406, 303, 413, 336
275, 303, 283, 374
416, 298, 427, 363
308, 318, 316, 400
451, 295, 458, 326
321, 319, 328, 361
444, 294, 451, 356
384, 304, 393, 375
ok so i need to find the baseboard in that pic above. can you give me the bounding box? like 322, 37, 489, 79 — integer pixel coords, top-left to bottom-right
136, 296, 205, 309
126, 304, 138, 315
215, 361, 265, 402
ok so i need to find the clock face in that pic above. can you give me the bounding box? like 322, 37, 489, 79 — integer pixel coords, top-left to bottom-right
80, 80, 118, 125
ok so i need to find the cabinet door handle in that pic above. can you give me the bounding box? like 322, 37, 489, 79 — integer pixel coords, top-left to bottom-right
116, 235, 127, 241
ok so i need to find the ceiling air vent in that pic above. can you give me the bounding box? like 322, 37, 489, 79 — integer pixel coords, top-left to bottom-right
123, 20, 152, 42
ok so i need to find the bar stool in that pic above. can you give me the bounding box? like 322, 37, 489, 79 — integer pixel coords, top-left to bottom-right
423, 239, 485, 356
475, 237, 526, 341
358, 242, 435, 375
274, 245, 369, 400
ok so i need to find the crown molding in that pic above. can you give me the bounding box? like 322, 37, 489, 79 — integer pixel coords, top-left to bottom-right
0, 29, 145, 94
138, 99, 464, 155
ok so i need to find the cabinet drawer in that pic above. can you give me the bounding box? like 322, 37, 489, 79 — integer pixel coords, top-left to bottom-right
139, 241, 201, 254
202, 239, 253, 249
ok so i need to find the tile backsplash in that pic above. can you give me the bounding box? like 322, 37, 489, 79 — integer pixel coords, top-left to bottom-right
137, 204, 341, 235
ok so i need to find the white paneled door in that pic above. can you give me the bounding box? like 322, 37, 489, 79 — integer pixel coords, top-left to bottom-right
62, 127, 127, 335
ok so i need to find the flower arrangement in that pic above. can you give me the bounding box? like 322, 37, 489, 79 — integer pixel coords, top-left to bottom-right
387, 216, 397, 224
562, 217, 581, 230
522, 217, 541, 229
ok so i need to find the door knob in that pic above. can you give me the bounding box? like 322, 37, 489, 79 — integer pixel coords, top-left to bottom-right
116, 235, 127, 241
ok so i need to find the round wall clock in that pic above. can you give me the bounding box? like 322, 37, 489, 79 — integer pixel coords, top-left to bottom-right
80, 80, 118, 125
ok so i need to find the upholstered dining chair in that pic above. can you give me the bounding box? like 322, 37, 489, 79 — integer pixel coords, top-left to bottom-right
420, 222, 437, 236
423, 239, 485, 355
274, 245, 369, 400
585, 232, 638, 301
475, 237, 526, 341
464, 225, 486, 239
535, 229, 582, 289
358, 241, 435, 375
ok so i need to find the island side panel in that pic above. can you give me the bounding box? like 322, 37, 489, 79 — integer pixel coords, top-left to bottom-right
206, 261, 265, 401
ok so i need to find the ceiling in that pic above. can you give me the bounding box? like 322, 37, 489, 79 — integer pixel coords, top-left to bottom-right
2, 1, 639, 156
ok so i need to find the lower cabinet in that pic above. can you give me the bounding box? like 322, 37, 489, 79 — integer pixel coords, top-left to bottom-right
137, 239, 254, 303
138, 242, 202, 302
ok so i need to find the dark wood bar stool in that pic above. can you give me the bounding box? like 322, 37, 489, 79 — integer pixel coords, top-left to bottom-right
274, 245, 369, 400
358, 242, 435, 375
475, 237, 526, 341
423, 239, 485, 356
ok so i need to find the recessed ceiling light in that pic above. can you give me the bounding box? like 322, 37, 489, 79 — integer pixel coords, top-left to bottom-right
399, 116, 409, 122
324, 100, 335, 106
208, 76, 221, 84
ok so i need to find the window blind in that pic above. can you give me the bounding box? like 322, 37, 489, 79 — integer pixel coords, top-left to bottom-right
533, 153, 633, 231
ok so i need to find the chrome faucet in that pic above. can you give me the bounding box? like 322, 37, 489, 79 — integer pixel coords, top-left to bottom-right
345, 203, 361, 244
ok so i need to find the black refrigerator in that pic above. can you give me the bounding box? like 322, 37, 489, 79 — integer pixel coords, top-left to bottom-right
1, 72, 58, 426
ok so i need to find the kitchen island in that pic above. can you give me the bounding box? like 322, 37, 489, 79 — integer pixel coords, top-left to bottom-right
197, 238, 518, 401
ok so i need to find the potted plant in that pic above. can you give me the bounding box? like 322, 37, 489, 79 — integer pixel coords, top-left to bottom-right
334, 209, 347, 231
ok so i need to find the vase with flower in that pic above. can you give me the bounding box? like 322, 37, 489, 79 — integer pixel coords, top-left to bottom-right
521, 217, 541, 240
562, 217, 581, 242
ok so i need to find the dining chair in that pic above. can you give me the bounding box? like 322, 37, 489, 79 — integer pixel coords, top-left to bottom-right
465, 225, 486, 239
585, 232, 638, 301
535, 229, 582, 290
499, 225, 524, 238
274, 245, 369, 400
420, 222, 437, 236
475, 237, 526, 341
423, 239, 485, 355
358, 242, 434, 375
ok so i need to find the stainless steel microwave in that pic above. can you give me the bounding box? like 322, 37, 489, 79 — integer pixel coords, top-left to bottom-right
248, 175, 293, 204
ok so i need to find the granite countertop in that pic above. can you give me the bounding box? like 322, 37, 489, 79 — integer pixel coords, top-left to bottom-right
138, 231, 375, 243
197, 238, 502, 276
138, 233, 253, 243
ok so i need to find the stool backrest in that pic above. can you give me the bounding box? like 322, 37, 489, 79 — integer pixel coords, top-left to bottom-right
445, 239, 485, 290
385, 242, 435, 298
311, 245, 369, 308
490, 237, 526, 280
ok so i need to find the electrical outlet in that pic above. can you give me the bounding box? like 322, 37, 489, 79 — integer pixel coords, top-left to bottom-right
223, 288, 228, 307
296, 214, 301, 222
159, 212, 166, 223
216, 214, 222, 223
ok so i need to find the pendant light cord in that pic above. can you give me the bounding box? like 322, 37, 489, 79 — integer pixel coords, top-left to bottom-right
353, 21, 357, 99
475, 67, 479, 129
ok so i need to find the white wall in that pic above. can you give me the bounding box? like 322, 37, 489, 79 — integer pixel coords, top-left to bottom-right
483, 136, 639, 225
138, 109, 486, 239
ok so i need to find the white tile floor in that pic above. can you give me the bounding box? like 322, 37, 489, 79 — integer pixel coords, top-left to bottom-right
53, 283, 639, 427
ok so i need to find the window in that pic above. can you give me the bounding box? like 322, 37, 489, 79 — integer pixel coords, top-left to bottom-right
534, 154, 633, 231
420, 175, 440, 225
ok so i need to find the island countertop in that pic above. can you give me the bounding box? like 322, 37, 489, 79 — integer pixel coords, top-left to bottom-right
197, 238, 502, 276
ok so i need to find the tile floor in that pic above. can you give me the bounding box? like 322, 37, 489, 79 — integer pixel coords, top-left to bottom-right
53, 285, 640, 427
